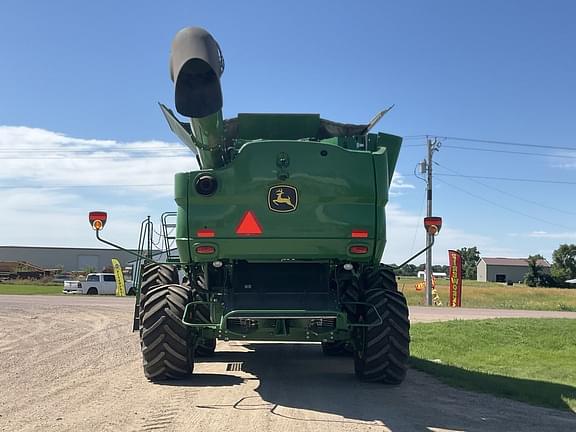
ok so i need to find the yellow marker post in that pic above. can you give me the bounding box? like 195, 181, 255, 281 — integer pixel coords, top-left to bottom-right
111, 258, 126, 297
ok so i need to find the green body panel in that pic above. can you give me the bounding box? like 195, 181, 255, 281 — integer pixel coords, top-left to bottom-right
236, 113, 321, 140
174, 130, 400, 265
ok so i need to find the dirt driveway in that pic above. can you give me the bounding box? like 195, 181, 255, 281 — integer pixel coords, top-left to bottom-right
0, 295, 574, 431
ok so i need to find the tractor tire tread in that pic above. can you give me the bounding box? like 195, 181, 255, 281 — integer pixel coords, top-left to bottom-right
354, 265, 410, 385
140, 279, 193, 381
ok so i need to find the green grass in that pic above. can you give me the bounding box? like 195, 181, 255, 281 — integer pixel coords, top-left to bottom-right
411, 318, 576, 411
0, 283, 63, 295
398, 276, 576, 311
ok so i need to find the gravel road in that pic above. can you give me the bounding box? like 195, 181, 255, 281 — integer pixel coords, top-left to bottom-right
1, 295, 574, 432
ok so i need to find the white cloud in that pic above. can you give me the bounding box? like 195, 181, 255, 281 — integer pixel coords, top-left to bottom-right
0, 125, 199, 248
0, 125, 542, 262
550, 151, 576, 169
389, 171, 416, 196
390, 171, 415, 190
390, 171, 415, 189
0, 125, 197, 197
528, 231, 576, 240
381, 202, 508, 265
509, 231, 576, 241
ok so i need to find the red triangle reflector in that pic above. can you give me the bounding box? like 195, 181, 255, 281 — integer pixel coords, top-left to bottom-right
236, 211, 263, 236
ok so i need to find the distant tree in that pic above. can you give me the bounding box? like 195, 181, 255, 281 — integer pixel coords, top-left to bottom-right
395, 264, 418, 277
524, 255, 554, 287
432, 265, 450, 274
457, 247, 481, 279
551, 244, 576, 285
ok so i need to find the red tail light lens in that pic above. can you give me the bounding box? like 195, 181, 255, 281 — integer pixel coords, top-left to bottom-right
349, 245, 369, 254
351, 230, 368, 238
196, 245, 216, 254
88, 211, 107, 230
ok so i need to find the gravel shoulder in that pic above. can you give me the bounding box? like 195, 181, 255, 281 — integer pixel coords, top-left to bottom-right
1, 295, 574, 432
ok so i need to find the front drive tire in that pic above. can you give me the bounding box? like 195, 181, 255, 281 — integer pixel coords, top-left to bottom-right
140, 284, 194, 381
354, 267, 410, 384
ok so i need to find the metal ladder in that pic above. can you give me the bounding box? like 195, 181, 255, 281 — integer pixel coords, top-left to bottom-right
161, 212, 179, 262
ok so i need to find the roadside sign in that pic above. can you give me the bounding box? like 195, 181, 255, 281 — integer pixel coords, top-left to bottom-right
111, 259, 126, 297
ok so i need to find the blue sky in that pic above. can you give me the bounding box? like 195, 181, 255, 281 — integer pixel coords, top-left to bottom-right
1, 0, 575, 265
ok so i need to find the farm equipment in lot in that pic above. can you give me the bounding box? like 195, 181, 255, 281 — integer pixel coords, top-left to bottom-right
90, 27, 442, 384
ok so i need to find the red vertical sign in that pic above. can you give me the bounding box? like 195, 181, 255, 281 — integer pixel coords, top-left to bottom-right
448, 250, 462, 307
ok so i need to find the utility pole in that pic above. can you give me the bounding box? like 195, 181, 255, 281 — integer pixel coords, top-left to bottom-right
425, 137, 441, 306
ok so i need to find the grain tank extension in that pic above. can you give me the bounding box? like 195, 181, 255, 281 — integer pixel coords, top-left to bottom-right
93, 27, 426, 384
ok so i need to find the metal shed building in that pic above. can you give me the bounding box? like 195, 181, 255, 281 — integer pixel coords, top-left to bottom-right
477, 257, 551, 283
0, 246, 136, 272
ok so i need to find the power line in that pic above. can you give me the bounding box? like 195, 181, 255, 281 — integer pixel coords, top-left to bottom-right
434, 162, 576, 216
402, 136, 576, 156
438, 135, 576, 151
435, 177, 573, 230
0, 145, 185, 152
441, 145, 576, 159
434, 172, 576, 185
0, 184, 173, 189
403, 135, 429, 140
0, 147, 186, 154
400, 135, 575, 151
0, 154, 195, 160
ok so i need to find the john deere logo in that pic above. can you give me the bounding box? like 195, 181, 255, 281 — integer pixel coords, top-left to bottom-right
268, 185, 298, 213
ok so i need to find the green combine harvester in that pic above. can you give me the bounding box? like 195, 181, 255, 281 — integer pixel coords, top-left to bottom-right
91, 27, 441, 384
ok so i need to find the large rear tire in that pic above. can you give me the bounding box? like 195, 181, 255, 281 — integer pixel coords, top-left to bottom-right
140, 282, 194, 381
353, 266, 410, 384
140, 263, 179, 296
195, 337, 217, 357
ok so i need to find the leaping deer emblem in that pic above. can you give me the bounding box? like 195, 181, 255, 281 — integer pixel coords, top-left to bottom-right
272, 188, 296, 209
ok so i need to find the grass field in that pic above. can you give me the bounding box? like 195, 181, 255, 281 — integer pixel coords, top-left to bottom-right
410, 318, 576, 411
398, 276, 576, 311
0, 284, 62, 295
2, 277, 576, 312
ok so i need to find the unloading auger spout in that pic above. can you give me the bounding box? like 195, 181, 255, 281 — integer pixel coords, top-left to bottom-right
160, 27, 227, 169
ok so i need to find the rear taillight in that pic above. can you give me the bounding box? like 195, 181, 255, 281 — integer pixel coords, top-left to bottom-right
351, 230, 368, 238
349, 245, 369, 254
196, 245, 216, 254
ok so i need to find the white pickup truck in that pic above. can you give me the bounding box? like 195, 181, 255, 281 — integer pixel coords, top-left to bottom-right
63, 273, 134, 295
